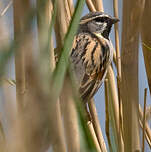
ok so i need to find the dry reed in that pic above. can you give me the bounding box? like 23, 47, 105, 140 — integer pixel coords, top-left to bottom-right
104, 79, 112, 152
142, 88, 147, 152
141, 0, 151, 95
89, 99, 107, 152
54, 1, 81, 152
1, 0, 151, 152
121, 0, 145, 151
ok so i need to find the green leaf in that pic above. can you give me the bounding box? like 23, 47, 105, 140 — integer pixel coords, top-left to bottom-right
51, 0, 85, 101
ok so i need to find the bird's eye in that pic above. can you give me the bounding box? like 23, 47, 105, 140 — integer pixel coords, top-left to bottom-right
94, 17, 108, 23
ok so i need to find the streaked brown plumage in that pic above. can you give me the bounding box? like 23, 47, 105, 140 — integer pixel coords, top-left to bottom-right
70, 12, 119, 103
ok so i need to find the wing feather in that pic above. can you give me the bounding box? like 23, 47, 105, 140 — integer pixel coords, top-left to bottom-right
70, 32, 111, 102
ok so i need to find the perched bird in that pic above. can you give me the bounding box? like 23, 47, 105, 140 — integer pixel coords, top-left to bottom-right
70, 12, 119, 103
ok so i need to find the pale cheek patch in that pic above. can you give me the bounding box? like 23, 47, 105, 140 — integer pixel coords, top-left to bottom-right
101, 22, 107, 31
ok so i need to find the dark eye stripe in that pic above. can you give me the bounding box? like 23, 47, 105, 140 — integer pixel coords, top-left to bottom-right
94, 17, 108, 22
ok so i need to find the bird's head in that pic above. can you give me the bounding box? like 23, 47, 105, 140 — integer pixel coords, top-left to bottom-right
78, 12, 119, 39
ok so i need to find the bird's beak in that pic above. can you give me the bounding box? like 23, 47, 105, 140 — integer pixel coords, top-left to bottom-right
111, 17, 120, 24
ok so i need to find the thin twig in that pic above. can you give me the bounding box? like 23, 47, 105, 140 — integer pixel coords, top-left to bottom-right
139, 119, 151, 148
146, 106, 151, 121
113, 0, 121, 78
88, 99, 107, 152
142, 88, 147, 152
0, 0, 12, 17
139, 104, 151, 149
2, 78, 16, 86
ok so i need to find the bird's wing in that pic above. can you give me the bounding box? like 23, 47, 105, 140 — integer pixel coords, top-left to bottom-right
70, 33, 111, 102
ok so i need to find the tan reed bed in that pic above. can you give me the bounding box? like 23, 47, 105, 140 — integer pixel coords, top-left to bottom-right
0, 0, 151, 152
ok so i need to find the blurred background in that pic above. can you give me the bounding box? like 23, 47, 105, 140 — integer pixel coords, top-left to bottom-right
0, 0, 151, 152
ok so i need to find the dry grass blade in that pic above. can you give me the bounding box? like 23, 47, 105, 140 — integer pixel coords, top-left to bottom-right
113, 0, 121, 78
0, 0, 12, 17
87, 121, 102, 152
48, 1, 56, 71
1, 78, 16, 86
61, 79, 80, 152
13, 0, 27, 109
107, 66, 124, 151
54, 1, 81, 151
121, 0, 145, 151
88, 99, 107, 152
64, 0, 72, 25
10, 1, 28, 148
106, 67, 119, 128
104, 79, 112, 152
139, 105, 151, 149
113, 0, 123, 151
0, 117, 5, 152
50, 100, 67, 152
142, 88, 147, 152
139, 119, 151, 149
37, 1, 67, 151
113, 50, 117, 66
141, 0, 151, 95
54, 0, 68, 53
92, 0, 103, 12
146, 106, 151, 121
0, 5, 9, 49
86, 0, 96, 12
67, 0, 74, 16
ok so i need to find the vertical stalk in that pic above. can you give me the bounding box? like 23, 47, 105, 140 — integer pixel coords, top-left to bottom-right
142, 88, 147, 152
104, 79, 112, 152
62, 1, 80, 151
13, 0, 28, 108
37, 1, 66, 152
13, 1, 33, 151
113, 0, 124, 151
54, 1, 83, 152
113, 0, 121, 78
121, 0, 145, 151
61, 78, 80, 152
107, 66, 122, 150
141, 0, 151, 95
139, 105, 151, 149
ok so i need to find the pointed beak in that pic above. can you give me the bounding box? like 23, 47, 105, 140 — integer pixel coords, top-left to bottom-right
111, 17, 120, 24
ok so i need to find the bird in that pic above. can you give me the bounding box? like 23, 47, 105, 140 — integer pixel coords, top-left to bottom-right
70, 12, 119, 104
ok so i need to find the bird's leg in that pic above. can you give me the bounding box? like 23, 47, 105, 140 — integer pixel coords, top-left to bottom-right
84, 103, 92, 122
